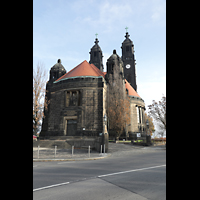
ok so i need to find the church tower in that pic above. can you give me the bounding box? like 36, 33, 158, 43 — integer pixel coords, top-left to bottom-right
40, 59, 66, 137
106, 49, 125, 99
49, 59, 66, 82
121, 31, 137, 91
89, 35, 104, 72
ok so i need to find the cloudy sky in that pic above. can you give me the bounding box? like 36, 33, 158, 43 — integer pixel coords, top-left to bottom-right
33, 0, 166, 112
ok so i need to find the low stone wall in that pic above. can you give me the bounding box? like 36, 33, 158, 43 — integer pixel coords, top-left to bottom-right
33, 140, 71, 149
65, 136, 106, 152
33, 135, 109, 153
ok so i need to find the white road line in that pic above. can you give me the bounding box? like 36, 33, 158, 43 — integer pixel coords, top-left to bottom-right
33, 182, 70, 192
33, 165, 166, 192
98, 164, 166, 178
57, 162, 75, 164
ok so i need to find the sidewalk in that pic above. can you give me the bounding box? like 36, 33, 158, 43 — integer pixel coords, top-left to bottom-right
33, 147, 110, 162
33, 143, 165, 162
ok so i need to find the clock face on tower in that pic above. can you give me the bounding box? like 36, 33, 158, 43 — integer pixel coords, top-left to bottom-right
126, 64, 131, 69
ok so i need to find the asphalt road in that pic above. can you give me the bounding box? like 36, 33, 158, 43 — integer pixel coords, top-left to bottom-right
33, 145, 166, 200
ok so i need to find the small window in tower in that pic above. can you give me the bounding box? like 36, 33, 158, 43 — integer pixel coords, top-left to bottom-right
94, 52, 97, 57
126, 46, 129, 52
52, 72, 57, 79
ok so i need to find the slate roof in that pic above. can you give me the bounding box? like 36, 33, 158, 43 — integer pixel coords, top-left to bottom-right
50, 59, 66, 72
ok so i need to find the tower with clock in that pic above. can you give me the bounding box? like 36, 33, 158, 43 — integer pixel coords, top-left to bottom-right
121, 30, 137, 92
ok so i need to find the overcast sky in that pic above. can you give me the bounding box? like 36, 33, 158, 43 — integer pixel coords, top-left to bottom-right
33, 0, 166, 113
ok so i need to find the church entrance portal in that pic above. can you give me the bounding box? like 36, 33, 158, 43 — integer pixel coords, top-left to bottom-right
66, 120, 77, 136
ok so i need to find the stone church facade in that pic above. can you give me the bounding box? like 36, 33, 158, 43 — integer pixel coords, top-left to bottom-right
40, 31, 147, 151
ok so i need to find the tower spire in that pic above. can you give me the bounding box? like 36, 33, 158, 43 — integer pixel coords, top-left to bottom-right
89, 34, 104, 72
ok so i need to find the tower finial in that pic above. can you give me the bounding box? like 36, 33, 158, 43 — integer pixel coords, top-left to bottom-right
94, 33, 99, 44
125, 26, 128, 33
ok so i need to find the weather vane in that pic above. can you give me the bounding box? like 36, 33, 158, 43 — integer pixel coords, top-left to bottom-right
95, 33, 98, 39
125, 26, 128, 32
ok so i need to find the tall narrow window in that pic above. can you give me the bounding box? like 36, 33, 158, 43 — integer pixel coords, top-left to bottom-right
77, 91, 80, 106
140, 107, 143, 124
136, 107, 140, 123
138, 107, 141, 124
72, 91, 77, 106
126, 46, 129, 52
66, 91, 70, 107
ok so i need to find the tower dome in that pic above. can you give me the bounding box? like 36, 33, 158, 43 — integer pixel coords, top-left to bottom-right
49, 59, 66, 81
106, 50, 124, 75
107, 50, 123, 66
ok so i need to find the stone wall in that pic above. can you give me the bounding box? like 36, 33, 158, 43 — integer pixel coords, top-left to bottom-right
41, 76, 106, 137
129, 96, 146, 137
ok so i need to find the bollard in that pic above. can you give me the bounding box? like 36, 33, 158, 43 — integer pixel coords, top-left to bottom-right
72, 146, 74, 157
38, 145, 40, 159
88, 146, 90, 158
55, 146, 57, 158
104, 144, 105, 155
100, 145, 102, 155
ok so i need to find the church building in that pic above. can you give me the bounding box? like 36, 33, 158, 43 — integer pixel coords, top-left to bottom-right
40, 31, 147, 151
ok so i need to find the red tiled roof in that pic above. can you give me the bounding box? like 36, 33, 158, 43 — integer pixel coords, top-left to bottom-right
101, 72, 141, 98
54, 60, 141, 98
125, 79, 141, 98
55, 60, 105, 82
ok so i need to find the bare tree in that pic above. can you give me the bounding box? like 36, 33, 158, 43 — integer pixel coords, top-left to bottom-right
144, 113, 155, 136
148, 95, 166, 132
33, 62, 49, 135
108, 93, 130, 140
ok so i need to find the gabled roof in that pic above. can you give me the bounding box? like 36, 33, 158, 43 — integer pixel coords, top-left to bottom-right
55, 60, 105, 83
54, 60, 141, 98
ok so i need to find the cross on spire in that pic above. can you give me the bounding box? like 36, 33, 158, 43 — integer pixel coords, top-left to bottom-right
125, 26, 128, 33
95, 33, 98, 39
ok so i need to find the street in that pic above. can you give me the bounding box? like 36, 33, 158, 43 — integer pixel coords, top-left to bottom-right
33, 144, 166, 200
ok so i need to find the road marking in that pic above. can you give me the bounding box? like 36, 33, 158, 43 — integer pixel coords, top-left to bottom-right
33, 182, 70, 192
33, 165, 166, 192
57, 161, 76, 164
98, 164, 166, 178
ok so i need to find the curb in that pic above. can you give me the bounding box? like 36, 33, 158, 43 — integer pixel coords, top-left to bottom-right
33, 153, 111, 162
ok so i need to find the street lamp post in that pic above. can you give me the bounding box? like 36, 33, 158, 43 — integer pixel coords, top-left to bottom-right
103, 113, 107, 133
102, 114, 108, 153
146, 119, 149, 135
146, 119, 151, 145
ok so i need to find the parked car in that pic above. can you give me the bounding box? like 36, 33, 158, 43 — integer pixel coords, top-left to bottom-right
33, 135, 37, 141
